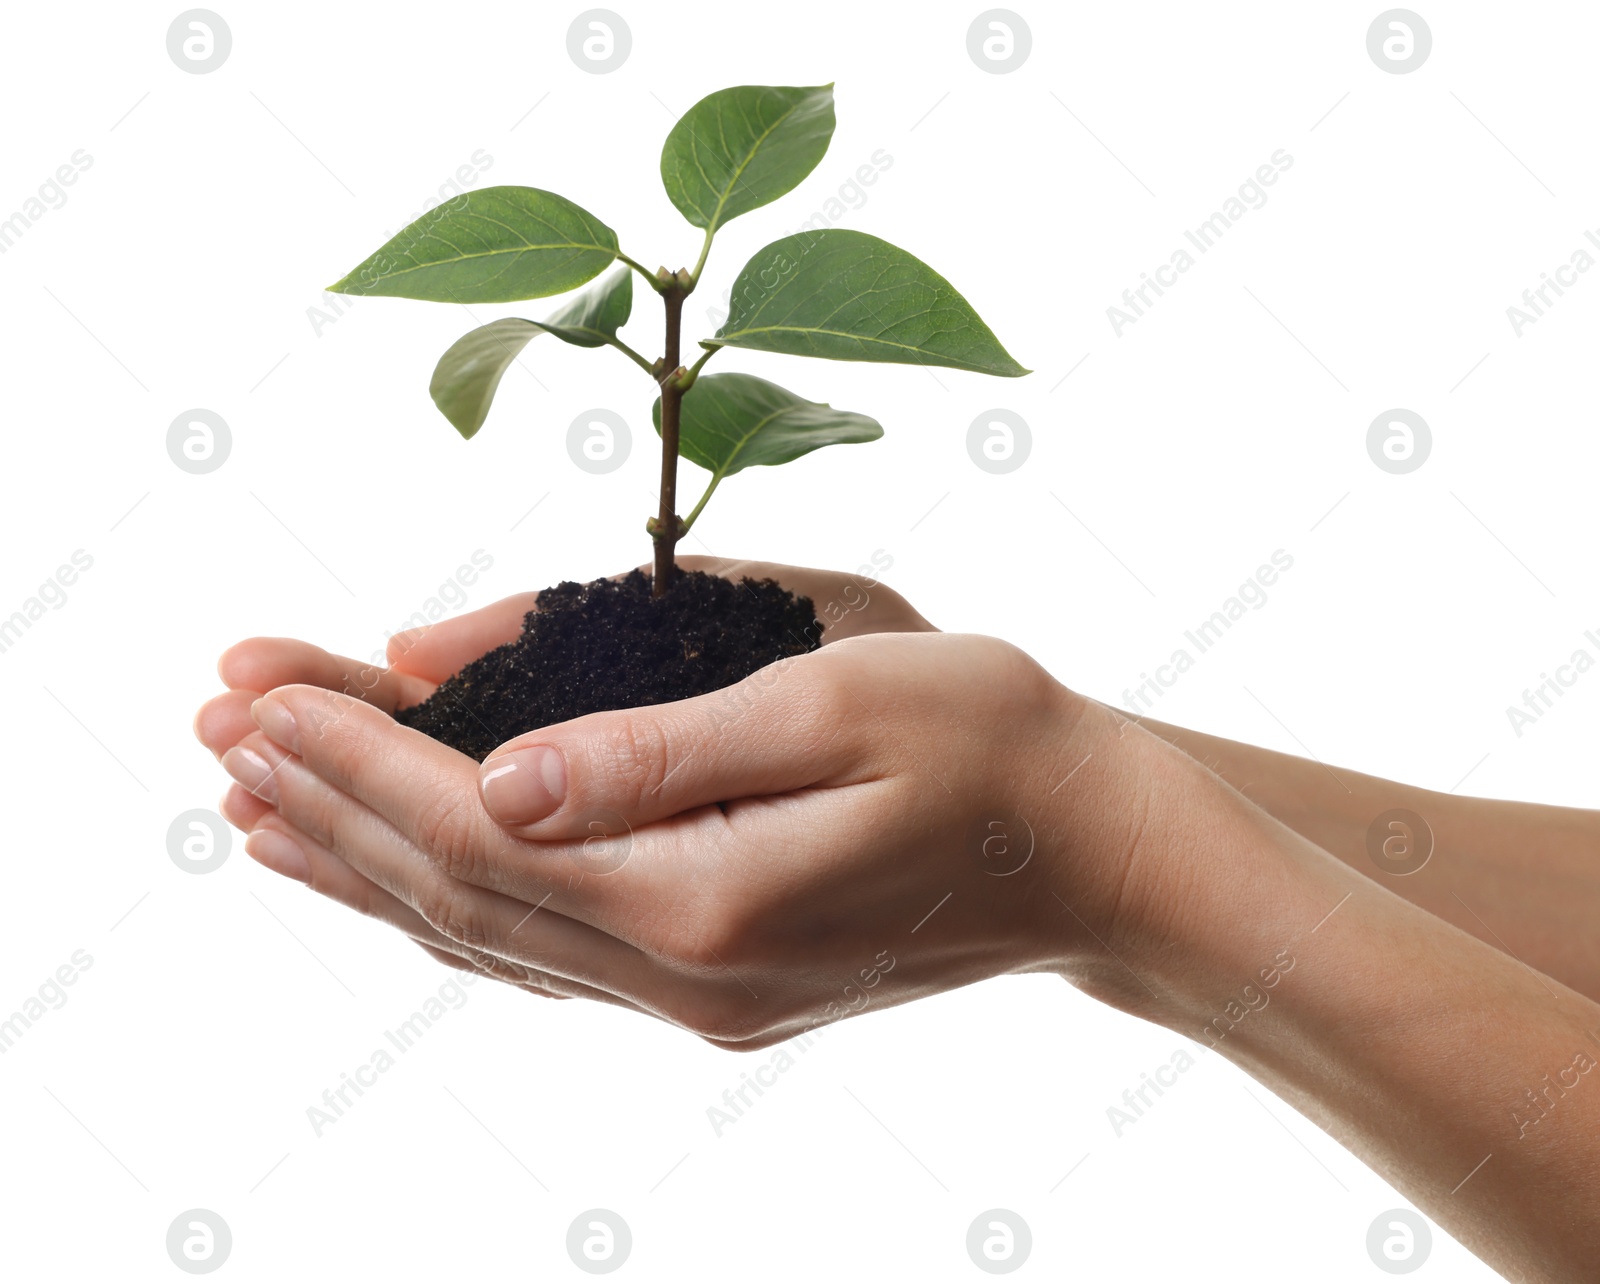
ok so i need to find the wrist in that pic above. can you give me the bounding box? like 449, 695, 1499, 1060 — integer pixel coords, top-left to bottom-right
1008, 686, 1185, 986
1034, 707, 1344, 1029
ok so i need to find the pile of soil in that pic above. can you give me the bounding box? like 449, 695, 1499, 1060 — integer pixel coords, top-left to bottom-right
395, 569, 821, 761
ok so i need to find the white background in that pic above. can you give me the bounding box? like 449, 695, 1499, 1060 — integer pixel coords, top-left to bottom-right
0, 1, 1591, 1278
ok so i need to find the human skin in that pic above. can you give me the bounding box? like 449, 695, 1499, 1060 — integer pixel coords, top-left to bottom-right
195, 559, 1600, 1282
1126, 716, 1600, 1006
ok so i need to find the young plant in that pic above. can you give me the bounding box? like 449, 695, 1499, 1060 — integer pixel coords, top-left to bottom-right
329, 83, 1028, 596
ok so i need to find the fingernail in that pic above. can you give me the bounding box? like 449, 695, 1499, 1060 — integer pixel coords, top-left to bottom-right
222, 745, 280, 805
245, 828, 311, 883
251, 696, 301, 754
480, 746, 566, 826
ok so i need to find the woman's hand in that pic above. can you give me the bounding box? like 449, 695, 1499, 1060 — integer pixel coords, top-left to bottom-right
193, 557, 939, 1004
205, 626, 1161, 1046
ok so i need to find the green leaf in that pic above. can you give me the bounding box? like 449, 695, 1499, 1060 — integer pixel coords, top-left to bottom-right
428, 319, 542, 439
529, 263, 633, 347
660, 85, 836, 235
652, 372, 882, 495
328, 186, 619, 303
711, 228, 1029, 377
428, 267, 636, 439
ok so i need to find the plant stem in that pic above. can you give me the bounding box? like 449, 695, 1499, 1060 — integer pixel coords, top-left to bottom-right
652, 283, 688, 597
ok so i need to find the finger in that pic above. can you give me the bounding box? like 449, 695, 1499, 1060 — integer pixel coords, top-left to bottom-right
222, 719, 669, 999
386, 592, 540, 682
224, 762, 707, 1031
239, 807, 522, 981
242, 789, 782, 1043
243, 685, 642, 920
195, 689, 263, 758
198, 691, 264, 762
218, 638, 429, 713
225, 736, 806, 1043
242, 813, 648, 1010
219, 782, 272, 833
473, 647, 868, 840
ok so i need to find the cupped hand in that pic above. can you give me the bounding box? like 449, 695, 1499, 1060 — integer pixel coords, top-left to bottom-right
193, 557, 937, 1011
211, 626, 1153, 1049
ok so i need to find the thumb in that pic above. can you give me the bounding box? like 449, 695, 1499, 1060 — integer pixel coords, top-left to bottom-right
476, 653, 861, 839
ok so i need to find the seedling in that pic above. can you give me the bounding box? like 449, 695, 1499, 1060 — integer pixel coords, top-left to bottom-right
329, 83, 1027, 597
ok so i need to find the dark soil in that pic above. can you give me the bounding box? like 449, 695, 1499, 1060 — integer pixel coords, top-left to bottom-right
395, 569, 822, 761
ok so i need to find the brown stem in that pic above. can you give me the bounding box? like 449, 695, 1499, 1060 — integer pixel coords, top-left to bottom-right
652, 283, 688, 597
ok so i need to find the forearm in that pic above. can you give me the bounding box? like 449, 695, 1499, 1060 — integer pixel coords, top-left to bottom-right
1125, 710, 1600, 1003
1056, 722, 1600, 1283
